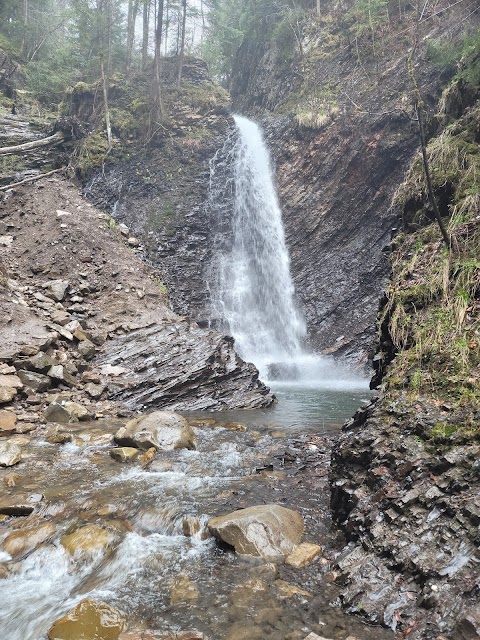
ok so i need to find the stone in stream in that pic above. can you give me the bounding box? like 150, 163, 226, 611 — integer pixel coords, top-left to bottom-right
207, 504, 304, 560
61, 524, 116, 558
3, 521, 55, 557
47, 598, 127, 640
267, 362, 300, 381
286, 542, 323, 568
170, 575, 199, 605
0, 441, 22, 467
110, 447, 139, 463
114, 411, 196, 452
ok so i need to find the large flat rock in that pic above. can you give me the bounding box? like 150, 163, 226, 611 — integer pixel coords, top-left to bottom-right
98, 320, 274, 411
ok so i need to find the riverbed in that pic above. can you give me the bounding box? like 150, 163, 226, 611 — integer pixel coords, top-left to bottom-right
0, 383, 396, 640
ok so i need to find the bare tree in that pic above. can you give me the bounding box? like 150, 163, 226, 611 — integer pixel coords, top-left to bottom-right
177, 0, 187, 87
142, 0, 150, 70
126, 0, 140, 76
154, 0, 165, 118
408, 47, 450, 249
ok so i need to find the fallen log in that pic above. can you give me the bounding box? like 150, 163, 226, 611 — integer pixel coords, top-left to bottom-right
0, 168, 66, 191
0, 131, 64, 155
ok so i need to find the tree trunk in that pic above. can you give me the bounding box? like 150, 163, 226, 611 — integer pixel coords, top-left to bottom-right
142, 0, 150, 70
0, 132, 64, 155
177, 0, 187, 87
316, 0, 321, 16
408, 53, 451, 249
126, 0, 140, 77
101, 58, 113, 152
22, 0, 29, 57
154, 0, 165, 119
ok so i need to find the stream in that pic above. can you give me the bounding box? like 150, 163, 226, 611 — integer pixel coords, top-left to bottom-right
0, 381, 397, 640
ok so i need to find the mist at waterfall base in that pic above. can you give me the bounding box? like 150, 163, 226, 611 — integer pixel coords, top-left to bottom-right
211, 114, 368, 395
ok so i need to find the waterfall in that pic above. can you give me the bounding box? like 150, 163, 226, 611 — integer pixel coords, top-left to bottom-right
210, 115, 307, 379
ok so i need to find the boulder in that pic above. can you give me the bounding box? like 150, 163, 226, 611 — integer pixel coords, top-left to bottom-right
3, 522, 55, 557
47, 598, 127, 640
0, 441, 22, 467
61, 524, 116, 558
17, 370, 51, 393
19, 352, 56, 373
44, 401, 88, 424
44, 279, 69, 302
208, 504, 304, 560
97, 321, 274, 411
114, 412, 196, 452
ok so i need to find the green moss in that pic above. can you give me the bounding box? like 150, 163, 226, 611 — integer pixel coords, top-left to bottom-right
75, 130, 110, 172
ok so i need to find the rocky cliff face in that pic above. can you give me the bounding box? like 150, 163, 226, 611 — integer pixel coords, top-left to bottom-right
329, 68, 480, 636
228, 3, 477, 365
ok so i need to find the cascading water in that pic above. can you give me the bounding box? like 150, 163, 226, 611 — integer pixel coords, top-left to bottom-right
210, 115, 366, 389
210, 115, 306, 379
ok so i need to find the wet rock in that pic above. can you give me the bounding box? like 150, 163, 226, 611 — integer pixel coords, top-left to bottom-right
138, 447, 156, 467
110, 447, 139, 463
114, 411, 196, 452
17, 370, 51, 393
170, 575, 199, 605
273, 579, 312, 599
0, 441, 22, 466
0, 409, 16, 432
44, 279, 69, 302
47, 598, 127, 640
45, 424, 73, 444
3, 521, 55, 557
304, 634, 334, 640
286, 542, 322, 568
0, 498, 35, 516
98, 321, 274, 411
61, 524, 116, 558
208, 504, 304, 560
